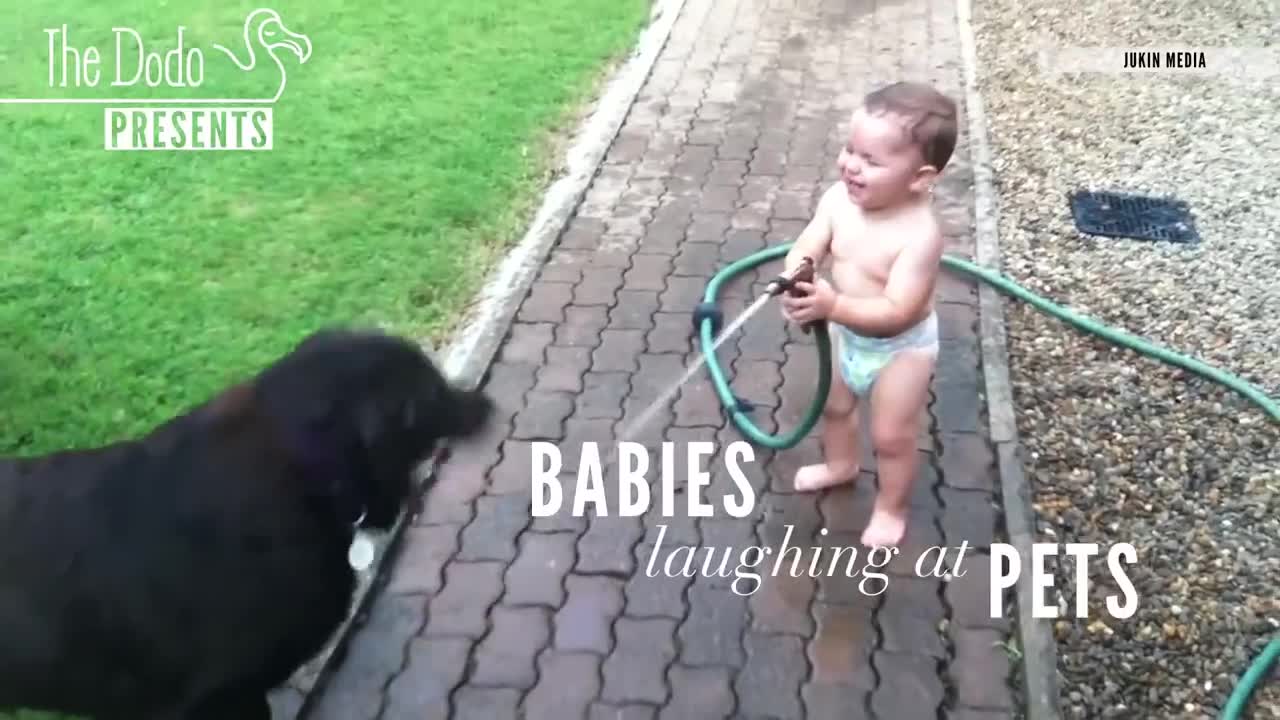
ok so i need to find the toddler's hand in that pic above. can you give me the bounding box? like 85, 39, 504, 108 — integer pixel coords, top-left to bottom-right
780, 279, 837, 324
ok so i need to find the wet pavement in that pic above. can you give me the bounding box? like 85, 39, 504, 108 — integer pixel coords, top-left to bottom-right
303, 0, 1016, 717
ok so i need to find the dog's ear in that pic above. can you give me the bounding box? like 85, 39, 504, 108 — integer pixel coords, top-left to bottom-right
280, 394, 374, 529
354, 398, 387, 452
354, 395, 427, 451
402, 397, 419, 429
349, 393, 426, 529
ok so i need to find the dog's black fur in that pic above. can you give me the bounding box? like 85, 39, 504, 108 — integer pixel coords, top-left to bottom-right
0, 327, 493, 720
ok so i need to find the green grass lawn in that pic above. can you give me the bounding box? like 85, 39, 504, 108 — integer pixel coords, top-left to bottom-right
0, 0, 649, 716
0, 0, 649, 459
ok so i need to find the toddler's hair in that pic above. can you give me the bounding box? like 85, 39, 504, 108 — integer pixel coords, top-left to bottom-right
863, 81, 958, 171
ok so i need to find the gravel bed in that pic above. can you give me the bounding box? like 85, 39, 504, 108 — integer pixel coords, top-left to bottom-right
969, 1, 1279, 718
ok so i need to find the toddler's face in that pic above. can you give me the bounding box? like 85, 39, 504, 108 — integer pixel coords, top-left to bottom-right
836, 109, 929, 209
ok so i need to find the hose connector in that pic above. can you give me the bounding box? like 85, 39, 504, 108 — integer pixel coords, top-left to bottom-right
765, 256, 816, 297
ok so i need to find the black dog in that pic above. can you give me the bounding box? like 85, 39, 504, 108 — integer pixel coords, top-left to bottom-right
0, 327, 493, 720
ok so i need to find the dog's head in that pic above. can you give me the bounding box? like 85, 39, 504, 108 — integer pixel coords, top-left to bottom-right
255, 327, 493, 530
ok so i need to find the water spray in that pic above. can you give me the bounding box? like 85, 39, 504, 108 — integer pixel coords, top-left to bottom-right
616, 254, 822, 447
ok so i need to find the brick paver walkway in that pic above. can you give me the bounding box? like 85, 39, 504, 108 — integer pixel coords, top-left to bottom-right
305, 0, 1015, 718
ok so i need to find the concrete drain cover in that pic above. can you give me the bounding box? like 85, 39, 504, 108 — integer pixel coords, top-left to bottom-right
1068, 190, 1200, 244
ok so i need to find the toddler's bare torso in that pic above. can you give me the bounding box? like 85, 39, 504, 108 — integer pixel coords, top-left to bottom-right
823, 183, 939, 336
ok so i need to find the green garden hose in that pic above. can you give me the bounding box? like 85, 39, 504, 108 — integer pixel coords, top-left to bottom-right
698, 241, 1278, 716
939, 254, 1280, 424
698, 242, 832, 449
1222, 638, 1279, 719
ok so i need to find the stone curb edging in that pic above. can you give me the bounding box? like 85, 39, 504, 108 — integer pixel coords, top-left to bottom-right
954, 0, 1064, 718
271, 0, 689, 716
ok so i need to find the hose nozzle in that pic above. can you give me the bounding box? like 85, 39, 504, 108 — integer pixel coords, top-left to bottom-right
766, 256, 816, 297
766, 256, 819, 334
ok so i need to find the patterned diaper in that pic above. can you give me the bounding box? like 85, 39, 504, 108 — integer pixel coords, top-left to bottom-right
831, 311, 939, 396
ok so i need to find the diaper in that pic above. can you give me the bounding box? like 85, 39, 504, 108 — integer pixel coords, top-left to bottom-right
831, 311, 939, 396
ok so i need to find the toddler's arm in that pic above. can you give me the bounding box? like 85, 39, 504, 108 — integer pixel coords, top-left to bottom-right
783, 184, 837, 274
827, 227, 943, 336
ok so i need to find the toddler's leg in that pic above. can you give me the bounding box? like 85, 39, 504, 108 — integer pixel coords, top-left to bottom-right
794, 340, 861, 492
861, 348, 935, 547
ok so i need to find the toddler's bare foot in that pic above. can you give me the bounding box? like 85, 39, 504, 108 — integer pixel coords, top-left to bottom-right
794, 463, 859, 492
860, 507, 907, 548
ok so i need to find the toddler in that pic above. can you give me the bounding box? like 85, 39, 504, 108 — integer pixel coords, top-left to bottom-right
779, 81, 958, 548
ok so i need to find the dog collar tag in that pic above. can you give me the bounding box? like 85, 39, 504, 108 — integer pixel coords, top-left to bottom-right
348, 531, 376, 572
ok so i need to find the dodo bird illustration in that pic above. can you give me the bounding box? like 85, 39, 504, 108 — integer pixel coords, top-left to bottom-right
212, 8, 312, 102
